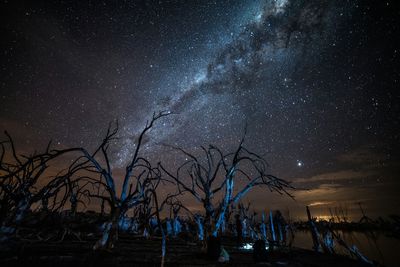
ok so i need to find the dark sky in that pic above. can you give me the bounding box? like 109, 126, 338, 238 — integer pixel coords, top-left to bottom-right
1, 0, 399, 219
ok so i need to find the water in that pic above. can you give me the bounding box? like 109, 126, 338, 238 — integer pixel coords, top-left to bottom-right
292, 230, 400, 267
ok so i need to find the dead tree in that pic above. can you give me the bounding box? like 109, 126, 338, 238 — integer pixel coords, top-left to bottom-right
160, 133, 293, 241
0, 131, 83, 231
70, 111, 170, 250
146, 182, 184, 267
306, 206, 321, 252
358, 202, 374, 224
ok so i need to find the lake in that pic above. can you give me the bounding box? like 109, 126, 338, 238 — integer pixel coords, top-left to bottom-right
292, 230, 400, 267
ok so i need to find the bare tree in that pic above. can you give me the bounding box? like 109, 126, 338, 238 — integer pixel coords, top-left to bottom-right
0, 131, 82, 232
69, 111, 171, 250
160, 133, 293, 241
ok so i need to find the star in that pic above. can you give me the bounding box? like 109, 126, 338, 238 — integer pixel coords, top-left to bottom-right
297, 160, 304, 167
0, 0, 398, 223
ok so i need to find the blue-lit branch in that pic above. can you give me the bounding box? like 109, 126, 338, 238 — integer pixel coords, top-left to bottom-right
67, 111, 170, 250
161, 131, 293, 240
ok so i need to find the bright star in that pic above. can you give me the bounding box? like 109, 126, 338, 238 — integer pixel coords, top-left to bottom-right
297, 160, 303, 167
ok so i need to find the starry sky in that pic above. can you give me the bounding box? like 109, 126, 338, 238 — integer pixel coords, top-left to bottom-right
1, 0, 399, 220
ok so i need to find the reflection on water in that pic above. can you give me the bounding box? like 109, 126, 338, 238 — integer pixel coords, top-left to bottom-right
292, 230, 400, 267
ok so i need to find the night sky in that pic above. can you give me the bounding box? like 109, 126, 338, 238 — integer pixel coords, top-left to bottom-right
1, 0, 399, 219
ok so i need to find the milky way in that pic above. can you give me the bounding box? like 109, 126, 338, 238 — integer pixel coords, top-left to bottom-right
0, 0, 399, 218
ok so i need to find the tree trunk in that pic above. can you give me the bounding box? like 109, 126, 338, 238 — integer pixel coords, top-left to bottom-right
100, 199, 105, 217
306, 206, 321, 252
15, 197, 30, 225
70, 195, 77, 216
41, 198, 49, 212
195, 215, 204, 241
93, 207, 121, 250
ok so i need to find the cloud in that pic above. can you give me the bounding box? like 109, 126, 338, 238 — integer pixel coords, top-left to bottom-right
308, 201, 335, 207
294, 169, 377, 184
293, 145, 393, 186
337, 146, 388, 167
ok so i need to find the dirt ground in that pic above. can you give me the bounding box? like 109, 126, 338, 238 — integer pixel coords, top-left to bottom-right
0, 232, 372, 267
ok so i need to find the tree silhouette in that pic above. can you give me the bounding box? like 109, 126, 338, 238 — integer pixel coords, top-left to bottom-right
68, 111, 171, 249
0, 131, 82, 232
160, 133, 293, 241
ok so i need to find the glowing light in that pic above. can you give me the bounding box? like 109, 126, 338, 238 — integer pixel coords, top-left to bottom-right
315, 215, 333, 222
242, 243, 253, 250
297, 160, 303, 167
241, 243, 269, 250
